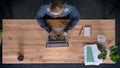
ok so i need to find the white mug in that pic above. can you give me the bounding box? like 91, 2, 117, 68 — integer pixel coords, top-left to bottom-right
97, 34, 106, 44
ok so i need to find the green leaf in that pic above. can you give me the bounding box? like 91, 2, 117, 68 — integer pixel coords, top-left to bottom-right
98, 53, 106, 60
110, 53, 120, 62
97, 43, 103, 51
109, 46, 118, 52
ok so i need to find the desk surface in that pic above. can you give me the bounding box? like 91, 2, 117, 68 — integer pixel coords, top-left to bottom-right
3, 19, 115, 64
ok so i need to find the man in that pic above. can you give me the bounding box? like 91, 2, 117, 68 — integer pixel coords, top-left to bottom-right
36, 0, 80, 40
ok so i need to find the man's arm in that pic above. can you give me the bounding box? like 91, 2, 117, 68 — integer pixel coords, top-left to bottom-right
35, 5, 52, 33
63, 6, 80, 33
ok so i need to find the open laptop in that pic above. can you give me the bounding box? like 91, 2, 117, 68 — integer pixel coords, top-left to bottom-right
46, 28, 69, 48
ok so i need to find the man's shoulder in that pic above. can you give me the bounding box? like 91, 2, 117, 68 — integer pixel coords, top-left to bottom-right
65, 3, 75, 9
41, 3, 51, 8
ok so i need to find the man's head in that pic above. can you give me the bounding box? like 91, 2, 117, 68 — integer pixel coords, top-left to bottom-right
50, 0, 64, 15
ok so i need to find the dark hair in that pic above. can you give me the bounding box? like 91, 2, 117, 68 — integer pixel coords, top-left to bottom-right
50, 0, 64, 12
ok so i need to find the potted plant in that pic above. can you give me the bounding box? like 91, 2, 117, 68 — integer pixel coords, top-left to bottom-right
97, 43, 107, 60
109, 45, 120, 62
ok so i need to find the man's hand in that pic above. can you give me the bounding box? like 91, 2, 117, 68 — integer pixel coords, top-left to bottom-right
59, 31, 67, 39
49, 30, 58, 40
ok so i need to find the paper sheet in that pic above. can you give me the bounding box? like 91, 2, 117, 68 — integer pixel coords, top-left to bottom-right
84, 44, 103, 65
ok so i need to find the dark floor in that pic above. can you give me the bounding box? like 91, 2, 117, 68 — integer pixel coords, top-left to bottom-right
0, 0, 120, 68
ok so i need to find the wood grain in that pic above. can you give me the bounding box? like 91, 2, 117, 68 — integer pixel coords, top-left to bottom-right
2, 19, 115, 64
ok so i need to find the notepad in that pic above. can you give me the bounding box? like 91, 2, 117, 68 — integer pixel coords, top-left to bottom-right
84, 26, 91, 36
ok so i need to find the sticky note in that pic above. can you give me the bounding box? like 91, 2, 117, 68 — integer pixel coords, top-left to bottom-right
87, 46, 94, 62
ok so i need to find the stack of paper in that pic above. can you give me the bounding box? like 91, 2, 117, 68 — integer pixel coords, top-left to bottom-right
84, 44, 103, 65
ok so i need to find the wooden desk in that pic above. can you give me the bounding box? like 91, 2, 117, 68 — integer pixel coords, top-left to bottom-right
3, 19, 115, 64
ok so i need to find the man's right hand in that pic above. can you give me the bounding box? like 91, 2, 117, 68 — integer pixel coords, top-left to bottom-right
49, 30, 58, 40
